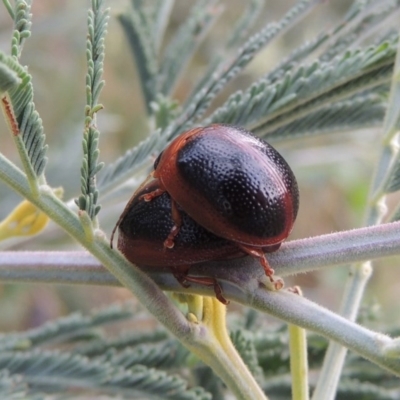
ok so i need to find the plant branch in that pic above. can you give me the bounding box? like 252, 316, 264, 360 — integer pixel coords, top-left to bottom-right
2, 220, 400, 286
250, 290, 400, 378
5, 249, 400, 378
311, 261, 372, 400
186, 296, 268, 400
2, 0, 14, 19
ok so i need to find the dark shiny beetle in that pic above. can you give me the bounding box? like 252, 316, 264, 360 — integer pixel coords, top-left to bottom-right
112, 124, 299, 302
116, 180, 243, 303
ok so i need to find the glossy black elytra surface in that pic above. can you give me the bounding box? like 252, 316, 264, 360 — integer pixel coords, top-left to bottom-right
176, 125, 299, 239
117, 183, 242, 266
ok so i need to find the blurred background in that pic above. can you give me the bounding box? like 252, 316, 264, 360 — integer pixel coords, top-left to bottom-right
0, 0, 395, 333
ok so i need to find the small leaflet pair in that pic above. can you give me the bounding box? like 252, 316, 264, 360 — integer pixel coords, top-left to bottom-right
111, 124, 299, 304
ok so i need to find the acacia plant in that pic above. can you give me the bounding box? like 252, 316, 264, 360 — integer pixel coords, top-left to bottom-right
1, 0, 400, 399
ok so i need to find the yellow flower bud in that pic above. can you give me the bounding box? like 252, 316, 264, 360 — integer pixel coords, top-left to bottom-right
0, 200, 49, 241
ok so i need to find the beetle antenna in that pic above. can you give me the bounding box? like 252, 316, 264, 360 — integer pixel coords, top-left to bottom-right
109, 196, 136, 248
109, 221, 118, 249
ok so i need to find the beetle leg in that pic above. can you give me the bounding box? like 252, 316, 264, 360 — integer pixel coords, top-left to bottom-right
237, 245, 284, 290
182, 276, 228, 305
212, 280, 229, 305
163, 200, 182, 249
140, 187, 165, 202
170, 266, 229, 305
170, 265, 191, 287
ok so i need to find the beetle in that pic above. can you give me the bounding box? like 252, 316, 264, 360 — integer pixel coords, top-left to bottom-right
139, 124, 299, 289
114, 179, 244, 304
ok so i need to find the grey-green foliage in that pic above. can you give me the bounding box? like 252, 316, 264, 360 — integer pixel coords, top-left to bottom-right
226, 0, 265, 49
172, 0, 318, 138
183, 0, 265, 108
0, 350, 212, 400
118, 0, 229, 110
207, 39, 396, 136
0, 55, 21, 94
1, 0, 48, 178
231, 329, 263, 381
256, 321, 400, 400
98, 339, 189, 370
98, 0, 399, 197
264, 92, 387, 141
260, 0, 395, 85
7, 70, 48, 178
0, 303, 211, 399
98, 0, 322, 192
0, 302, 397, 399
10, 0, 32, 58
316, 0, 397, 63
335, 379, 400, 400
118, 1, 159, 113
76, 0, 108, 219
158, 0, 222, 96
0, 370, 45, 400
76, 126, 103, 218
97, 127, 167, 193
0, 302, 136, 352
150, 94, 182, 131
74, 329, 169, 357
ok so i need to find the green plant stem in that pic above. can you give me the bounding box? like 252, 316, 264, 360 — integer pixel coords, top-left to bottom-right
251, 290, 400, 377
311, 262, 371, 400
2, 0, 14, 19
382, 337, 400, 357
186, 296, 268, 400
0, 251, 115, 286
13, 135, 40, 195
3, 220, 400, 285
289, 323, 309, 400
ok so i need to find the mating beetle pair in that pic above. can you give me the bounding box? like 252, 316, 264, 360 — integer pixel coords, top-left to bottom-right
112, 124, 299, 304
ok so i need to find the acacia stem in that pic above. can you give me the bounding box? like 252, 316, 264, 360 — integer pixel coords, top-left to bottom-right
2, 220, 400, 285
